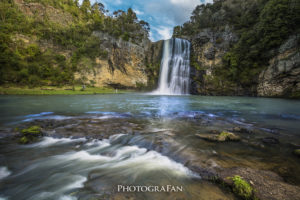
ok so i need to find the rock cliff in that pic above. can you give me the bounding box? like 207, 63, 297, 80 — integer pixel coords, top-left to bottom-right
75, 31, 151, 89
174, 0, 300, 98
258, 34, 300, 98
5, 0, 154, 89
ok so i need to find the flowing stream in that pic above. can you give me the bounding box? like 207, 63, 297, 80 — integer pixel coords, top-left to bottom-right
153, 38, 190, 95
0, 94, 300, 200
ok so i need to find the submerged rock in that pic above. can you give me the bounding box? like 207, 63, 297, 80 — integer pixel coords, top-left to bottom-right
232, 126, 253, 134
196, 131, 240, 142
262, 137, 279, 145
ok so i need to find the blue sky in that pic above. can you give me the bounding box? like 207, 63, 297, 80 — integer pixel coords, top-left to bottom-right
84, 0, 213, 41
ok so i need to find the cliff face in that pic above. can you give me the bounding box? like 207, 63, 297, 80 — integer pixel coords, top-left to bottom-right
188, 29, 300, 98
257, 34, 300, 98
75, 31, 151, 89
175, 0, 300, 98
3, 0, 153, 89
188, 26, 241, 95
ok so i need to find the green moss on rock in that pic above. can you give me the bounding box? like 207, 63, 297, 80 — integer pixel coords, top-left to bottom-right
21, 126, 41, 136
18, 125, 42, 144
19, 136, 29, 144
232, 175, 253, 200
218, 131, 240, 141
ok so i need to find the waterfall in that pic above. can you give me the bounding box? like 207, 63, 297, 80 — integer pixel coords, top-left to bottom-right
153, 38, 191, 95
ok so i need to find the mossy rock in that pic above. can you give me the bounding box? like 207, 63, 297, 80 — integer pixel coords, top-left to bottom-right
21, 126, 41, 136
18, 125, 42, 144
293, 149, 300, 157
218, 131, 240, 141
19, 136, 29, 144
231, 175, 254, 199
196, 131, 240, 142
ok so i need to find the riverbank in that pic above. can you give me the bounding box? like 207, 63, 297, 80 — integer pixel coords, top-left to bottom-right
0, 86, 132, 95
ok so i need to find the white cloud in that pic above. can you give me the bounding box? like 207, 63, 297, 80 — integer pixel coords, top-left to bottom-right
133, 9, 144, 15
90, 0, 212, 41
153, 26, 173, 40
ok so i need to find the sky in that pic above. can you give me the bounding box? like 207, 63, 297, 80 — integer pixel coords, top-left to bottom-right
84, 0, 213, 41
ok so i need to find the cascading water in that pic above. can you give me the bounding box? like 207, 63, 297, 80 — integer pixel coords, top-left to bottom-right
153, 38, 191, 95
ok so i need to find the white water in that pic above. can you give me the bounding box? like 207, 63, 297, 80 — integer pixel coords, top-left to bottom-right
0, 135, 198, 199
0, 167, 11, 180
153, 38, 191, 95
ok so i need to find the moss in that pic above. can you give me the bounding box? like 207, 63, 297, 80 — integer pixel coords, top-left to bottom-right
232, 175, 253, 200
21, 126, 41, 136
18, 125, 42, 144
217, 131, 240, 141
19, 136, 29, 144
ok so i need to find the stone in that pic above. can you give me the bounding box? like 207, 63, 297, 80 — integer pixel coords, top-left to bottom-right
218, 167, 300, 200
262, 137, 279, 145
195, 131, 240, 142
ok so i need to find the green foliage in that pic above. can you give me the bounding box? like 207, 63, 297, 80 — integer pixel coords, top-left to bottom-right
0, 0, 150, 87
174, 0, 300, 89
145, 63, 160, 89
231, 175, 253, 199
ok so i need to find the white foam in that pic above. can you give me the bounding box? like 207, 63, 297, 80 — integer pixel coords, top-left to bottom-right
62, 175, 87, 191
56, 140, 198, 178
29, 137, 86, 147
59, 195, 77, 200
55, 150, 111, 162
0, 166, 11, 180
111, 147, 197, 177
108, 134, 126, 141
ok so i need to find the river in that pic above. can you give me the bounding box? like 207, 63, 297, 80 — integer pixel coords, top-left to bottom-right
0, 94, 300, 200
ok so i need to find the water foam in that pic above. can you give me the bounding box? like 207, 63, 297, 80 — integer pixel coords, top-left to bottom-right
29, 137, 86, 147
0, 166, 11, 180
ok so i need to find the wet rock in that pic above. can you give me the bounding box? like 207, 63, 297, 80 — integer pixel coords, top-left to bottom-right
232, 126, 252, 134
231, 175, 254, 200
19, 125, 42, 144
196, 131, 240, 142
262, 137, 279, 145
218, 167, 300, 200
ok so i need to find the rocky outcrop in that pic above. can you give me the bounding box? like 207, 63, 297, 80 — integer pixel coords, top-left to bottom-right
258, 34, 300, 98
14, 0, 73, 27
13, 0, 154, 89
75, 31, 151, 88
144, 40, 164, 89
187, 28, 300, 98
187, 26, 240, 95
218, 167, 300, 200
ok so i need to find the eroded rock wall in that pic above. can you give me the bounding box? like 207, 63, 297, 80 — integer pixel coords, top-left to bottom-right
257, 34, 300, 98
75, 31, 151, 88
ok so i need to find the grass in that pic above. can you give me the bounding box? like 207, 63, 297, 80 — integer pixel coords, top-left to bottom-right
0, 86, 133, 95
